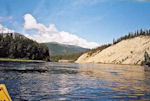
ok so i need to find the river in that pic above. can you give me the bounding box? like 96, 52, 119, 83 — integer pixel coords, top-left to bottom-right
0, 62, 150, 101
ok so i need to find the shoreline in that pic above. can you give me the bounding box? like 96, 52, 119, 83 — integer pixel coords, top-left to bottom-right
0, 58, 46, 63
75, 62, 143, 67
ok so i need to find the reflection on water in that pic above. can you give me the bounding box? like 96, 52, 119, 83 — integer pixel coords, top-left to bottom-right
0, 62, 150, 100
80, 64, 150, 100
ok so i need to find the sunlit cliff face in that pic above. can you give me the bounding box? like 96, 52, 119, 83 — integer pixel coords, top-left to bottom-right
76, 36, 150, 65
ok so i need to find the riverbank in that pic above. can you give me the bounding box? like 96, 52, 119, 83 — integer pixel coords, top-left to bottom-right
58, 59, 74, 63
0, 58, 46, 63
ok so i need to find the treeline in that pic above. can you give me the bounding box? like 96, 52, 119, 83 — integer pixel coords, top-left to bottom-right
87, 44, 111, 56
113, 29, 150, 44
0, 34, 50, 61
85, 29, 150, 57
50, 52, 84, 62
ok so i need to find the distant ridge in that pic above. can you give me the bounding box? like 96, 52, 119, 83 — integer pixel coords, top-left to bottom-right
43, 42, 88, 56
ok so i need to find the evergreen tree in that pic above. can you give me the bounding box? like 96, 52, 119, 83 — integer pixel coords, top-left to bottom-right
0, 33, 50, 61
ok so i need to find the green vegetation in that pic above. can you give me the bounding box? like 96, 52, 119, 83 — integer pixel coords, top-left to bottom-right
49, 43, 111, 62
50, 52, 84, 62
44, 42, 88, 56
87, 44, 111, 56
113, 29, 150, 44
0, 34, 50, 61
44, 42, 88, 62
141, 51, 150, 66
0, 58, 45, 62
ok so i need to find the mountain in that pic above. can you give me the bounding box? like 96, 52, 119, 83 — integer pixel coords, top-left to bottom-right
43, 42, 88, 56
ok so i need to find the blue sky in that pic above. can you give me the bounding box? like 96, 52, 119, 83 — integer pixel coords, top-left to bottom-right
0, 0, 150, 48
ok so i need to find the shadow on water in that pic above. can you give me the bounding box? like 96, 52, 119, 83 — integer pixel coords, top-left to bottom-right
0, 62, 150, 100
0, 69, 48, 73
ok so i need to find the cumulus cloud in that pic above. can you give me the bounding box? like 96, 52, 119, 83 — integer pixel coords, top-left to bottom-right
24, 14, 99, 49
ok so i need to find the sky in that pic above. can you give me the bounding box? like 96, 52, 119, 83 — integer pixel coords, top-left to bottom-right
0, 0, 150, 48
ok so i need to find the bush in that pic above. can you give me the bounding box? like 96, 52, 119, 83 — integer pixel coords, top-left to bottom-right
141, 51, 150, 66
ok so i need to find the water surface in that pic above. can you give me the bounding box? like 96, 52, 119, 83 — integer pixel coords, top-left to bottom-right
0, 62, 150, 101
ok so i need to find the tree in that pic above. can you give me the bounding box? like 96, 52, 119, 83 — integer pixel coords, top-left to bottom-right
0, 33, 50, 61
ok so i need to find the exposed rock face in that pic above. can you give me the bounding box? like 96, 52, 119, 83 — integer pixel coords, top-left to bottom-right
76, 36, 150, 65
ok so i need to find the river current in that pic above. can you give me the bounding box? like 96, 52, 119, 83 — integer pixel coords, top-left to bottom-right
0, 62, 150, 101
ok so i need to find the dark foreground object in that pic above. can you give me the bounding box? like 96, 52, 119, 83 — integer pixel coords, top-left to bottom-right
0, 69, 47, 73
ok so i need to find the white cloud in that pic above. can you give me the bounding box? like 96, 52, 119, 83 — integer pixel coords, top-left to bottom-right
0, 24, 14, 33
24, 14, 99, 49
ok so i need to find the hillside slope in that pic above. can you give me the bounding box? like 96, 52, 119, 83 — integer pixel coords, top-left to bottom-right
76, 36, 150, 65
44, 42, 88, 56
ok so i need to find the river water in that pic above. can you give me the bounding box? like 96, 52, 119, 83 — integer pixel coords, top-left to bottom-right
0, 62, 150, 101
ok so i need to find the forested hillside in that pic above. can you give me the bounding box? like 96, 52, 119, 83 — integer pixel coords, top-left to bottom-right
44, 42, 88, 55
0, 34, 50, 61
50, 52, 84, 62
